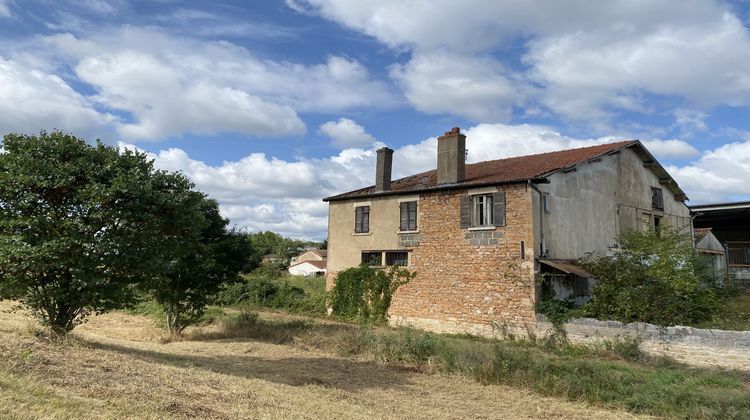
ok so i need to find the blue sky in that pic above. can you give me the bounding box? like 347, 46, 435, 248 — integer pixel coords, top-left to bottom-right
2, 0, 750, 239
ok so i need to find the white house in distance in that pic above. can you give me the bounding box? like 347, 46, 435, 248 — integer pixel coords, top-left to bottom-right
288, 250, 327, 276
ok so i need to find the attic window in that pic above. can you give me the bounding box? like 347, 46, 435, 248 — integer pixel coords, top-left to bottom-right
651, 187, 664, 210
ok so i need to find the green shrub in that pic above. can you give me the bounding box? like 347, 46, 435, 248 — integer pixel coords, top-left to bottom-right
211, 273, 326, 316
329, 265, 414, 324
580, 228, 722, 326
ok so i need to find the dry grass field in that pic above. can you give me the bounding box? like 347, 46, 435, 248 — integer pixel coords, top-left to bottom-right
0, 301, 639, 420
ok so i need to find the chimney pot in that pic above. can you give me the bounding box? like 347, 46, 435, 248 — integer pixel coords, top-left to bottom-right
375, 147, 394, 192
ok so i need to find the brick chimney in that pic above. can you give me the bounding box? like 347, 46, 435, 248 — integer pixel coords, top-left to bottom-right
375, 147, 394, 192
437, 127, 466, 185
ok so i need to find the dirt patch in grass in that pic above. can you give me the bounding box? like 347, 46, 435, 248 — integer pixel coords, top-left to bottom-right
0, 301, 635, 419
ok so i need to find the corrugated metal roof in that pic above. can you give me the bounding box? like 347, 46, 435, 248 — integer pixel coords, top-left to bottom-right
538, 259, 593, 278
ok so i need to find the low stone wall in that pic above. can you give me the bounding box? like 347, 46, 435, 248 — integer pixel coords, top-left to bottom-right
537, 315, 750, 371
391, 314, 750, 371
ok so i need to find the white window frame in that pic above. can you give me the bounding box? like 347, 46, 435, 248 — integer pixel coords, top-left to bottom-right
472, 194, 494, 227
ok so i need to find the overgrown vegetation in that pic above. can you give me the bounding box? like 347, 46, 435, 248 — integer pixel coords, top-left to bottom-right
190, 309, 750, 419
212, 271, 327, 316
579, 227, 723, 326
695, 291, 750, 331
329, 265, 415, 324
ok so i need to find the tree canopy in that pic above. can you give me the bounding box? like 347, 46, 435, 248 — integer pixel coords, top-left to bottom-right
0, 132, 179, 333
0, 131, 252, 335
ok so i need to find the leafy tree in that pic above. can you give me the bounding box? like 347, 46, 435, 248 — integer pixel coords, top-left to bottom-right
245, 231, 318, 269
579, 227, 720, 326
0, 131, 172, 334
144, 192, 251, 334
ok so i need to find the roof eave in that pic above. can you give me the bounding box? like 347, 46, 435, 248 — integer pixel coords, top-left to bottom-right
322, 177, 547, 202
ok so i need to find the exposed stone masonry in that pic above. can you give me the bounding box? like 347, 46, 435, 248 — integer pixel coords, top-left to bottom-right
389, 183, 537, 330
398, 233, 422, 248
464, 230, 503, 246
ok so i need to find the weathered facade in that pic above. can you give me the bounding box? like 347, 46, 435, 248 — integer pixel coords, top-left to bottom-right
324, 128, 691, 336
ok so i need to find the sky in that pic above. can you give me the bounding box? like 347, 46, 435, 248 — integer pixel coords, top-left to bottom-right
2, 0, 750, 240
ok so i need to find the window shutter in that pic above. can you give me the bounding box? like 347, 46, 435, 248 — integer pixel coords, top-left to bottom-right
355, 207, 363, 232
409, 202, 417, 230
399, 202, 408, 231
493, 192, 506, 226
363, 206, 370, 232
460, 195, 471, 228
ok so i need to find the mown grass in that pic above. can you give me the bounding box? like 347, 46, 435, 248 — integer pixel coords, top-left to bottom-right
1, 302, 630, 420
191, 310, 750, 419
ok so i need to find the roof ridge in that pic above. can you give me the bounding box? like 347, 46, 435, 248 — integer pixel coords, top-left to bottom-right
323, 139, 649, 202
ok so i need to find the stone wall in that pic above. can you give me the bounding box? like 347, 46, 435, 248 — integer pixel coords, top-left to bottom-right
537, 315, 750, 370
389, 184, 537, 330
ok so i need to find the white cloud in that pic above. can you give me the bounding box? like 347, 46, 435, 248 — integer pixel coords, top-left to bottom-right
390, 51, 523, 121
15, 27, 395, 141
641, 139, 699, 160
292, 0, 750, 124
0, 0, 11, 17
668, 140, 750, 203
0, 55, 114, 138
319, 118, 377, 148
76, 51, 306, 140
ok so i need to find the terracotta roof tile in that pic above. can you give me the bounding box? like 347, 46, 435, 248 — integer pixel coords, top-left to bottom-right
324, 140, 638, 201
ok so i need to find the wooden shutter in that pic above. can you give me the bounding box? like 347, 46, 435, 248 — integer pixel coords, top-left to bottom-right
460, 195, 471, 228
409, 202, 417, 230
355, 207, 363, 233
362, 206, 370, 232
493, 192, 506, 226
399, 202, 408, 231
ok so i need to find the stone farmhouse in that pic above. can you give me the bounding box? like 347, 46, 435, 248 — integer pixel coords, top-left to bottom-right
323, 127, 691, 336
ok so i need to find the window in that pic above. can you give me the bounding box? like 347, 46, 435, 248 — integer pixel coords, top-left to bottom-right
385, 251, 408, 266
542, 193, 551, 213
354, 206, 370, 233
460, 192, 505, 229
472, 194, 494, 227
399, 201, 418, 231
651, 187, 663, 210
362, 251, 409, 267
361, 251, 382, 266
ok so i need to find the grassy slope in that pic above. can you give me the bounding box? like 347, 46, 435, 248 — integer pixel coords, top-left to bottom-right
0, 302, 634, 420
